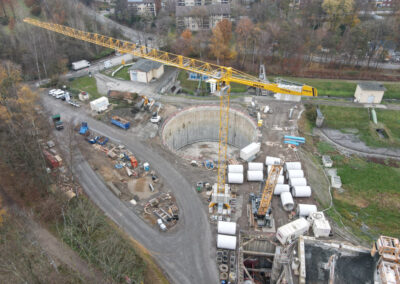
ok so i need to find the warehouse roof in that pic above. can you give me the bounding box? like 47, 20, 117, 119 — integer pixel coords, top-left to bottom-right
129, 59, 162, 73
358, 82, 386, 92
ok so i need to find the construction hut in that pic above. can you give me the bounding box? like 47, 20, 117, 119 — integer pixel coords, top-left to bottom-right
354, 82, 386, 104
128, 59, 164, 83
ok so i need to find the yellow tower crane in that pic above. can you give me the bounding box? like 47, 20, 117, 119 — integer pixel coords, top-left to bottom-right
24, 18, 317, 209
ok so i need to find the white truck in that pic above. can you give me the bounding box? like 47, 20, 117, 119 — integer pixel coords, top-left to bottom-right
71, 60, 90, 71
276, 218, 310, 245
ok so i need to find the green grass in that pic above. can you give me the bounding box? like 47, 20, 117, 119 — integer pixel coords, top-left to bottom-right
317, 105, 400, 148
331, 155, 400, 239
317, 141, 335, 154
275, 76, 400, 99
68, 76, 101, 99
113, 66, 131, 80
178, 71, 248, 95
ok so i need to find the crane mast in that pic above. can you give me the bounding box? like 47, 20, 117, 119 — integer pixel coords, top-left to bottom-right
24, 18, 317, 210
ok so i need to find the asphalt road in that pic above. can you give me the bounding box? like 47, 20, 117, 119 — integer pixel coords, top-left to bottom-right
44, 96, 219, 284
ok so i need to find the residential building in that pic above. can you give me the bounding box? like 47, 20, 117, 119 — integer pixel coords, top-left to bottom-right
127, 0, 157, 16
129, 59, 164, 83
176, 0, 230, 31
354, 82, 386, 104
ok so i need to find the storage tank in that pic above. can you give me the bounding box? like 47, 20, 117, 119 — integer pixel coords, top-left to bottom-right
267, 165, 283, 175
277, 175, 285, 184
274, 184, 290, 195
292, 186, 312, 197
247, 171, 263, 182
217, 234, 237, 250
265, 156, 281, 166
228, 165, 244, 173
281, 192, 294, 211
286, 169, 304, 179
228, 173, 244, 184
297, 204, 318, 217
217, 221, 237, 235
284, 162, 302, 171
248, 162, 263, 171
289, 177, 307, 187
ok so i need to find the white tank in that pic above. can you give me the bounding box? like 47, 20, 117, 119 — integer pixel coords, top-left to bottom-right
247, 171, 263, 181
248, 162, 263, 171
217, 221, 237, 235
286, 169, 304, 179
228, 173, 244, 184
277, 175, 285, 184
284, 162, 302, 171
217, 234, 237, 250
265, 156, 281, 166
281, 192, 294, 211
267, 165, 283, 175
292, 186, 312, 197
274, 184, 290, 195
228, 165, 244, 173
297, 204, 318, 217
289, 177, 307, 187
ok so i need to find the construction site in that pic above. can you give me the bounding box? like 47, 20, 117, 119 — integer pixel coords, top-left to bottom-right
24, 17, 400, 284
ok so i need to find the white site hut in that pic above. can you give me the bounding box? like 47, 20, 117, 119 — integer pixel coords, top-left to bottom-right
354, 82, 386, 104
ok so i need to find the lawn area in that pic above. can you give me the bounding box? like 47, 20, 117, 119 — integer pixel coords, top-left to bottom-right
321, 146, 400, 240
299, 109, 400, 241
276, 76, 400, 99
312, 105, 400, 148
178, 71, 248, 95
114, 66, 131, 80
69, 76, 102, 99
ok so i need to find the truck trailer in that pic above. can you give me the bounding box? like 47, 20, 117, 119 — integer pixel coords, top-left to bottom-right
111, 116, 130, 130
71, 60, 90, 71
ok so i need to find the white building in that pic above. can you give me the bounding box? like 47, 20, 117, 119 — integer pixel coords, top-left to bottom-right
354, 82, 386, 104
127, 0, 157, 16
129, 59, 164, 83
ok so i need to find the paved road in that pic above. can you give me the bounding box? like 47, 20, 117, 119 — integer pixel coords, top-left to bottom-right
44, 97, 219, 284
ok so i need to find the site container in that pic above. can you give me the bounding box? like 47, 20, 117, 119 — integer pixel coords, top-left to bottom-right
217, 234, 237, 250
284, 162, 302, 171
240, 143, 260, 161
292, 186, 312, 198
276, 218, 310, 245
274, 184, 290, 195
265, 156, 281, 166
297, 204, 318, 217
72, 60, 90, 70
312, 219, 331, 238
247, 171, 263, 182
248, 162, 263, 171
286, 169, 304, 179
289, 177, 307, 187
90, 96, 109, 112
217, 221, 237, 235
280, 192, 294, 211
228, 173, 244, 184
228, 165, 244, 173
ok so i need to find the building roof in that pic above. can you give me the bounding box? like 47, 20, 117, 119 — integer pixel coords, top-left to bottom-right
129, 59, 162, 73
176, 4, 231, 17
127, 0, 154, 4
358, 81, 386, 92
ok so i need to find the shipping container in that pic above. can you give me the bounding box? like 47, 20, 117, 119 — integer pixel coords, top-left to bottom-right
72, 60, 90, 70
276, 218, 310, 245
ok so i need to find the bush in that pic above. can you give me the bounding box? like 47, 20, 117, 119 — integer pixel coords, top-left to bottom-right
30, 5, 42, 16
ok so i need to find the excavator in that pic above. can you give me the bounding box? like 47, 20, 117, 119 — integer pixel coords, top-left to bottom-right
24, 18, 317, 210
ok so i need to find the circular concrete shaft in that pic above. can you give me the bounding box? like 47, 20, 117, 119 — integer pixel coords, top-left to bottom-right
161, 106, 258, 151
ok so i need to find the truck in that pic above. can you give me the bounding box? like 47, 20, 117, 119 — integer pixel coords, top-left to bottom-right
71, 60, 90, 71
111, 116, 130, 130
52, 114, 64, 130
